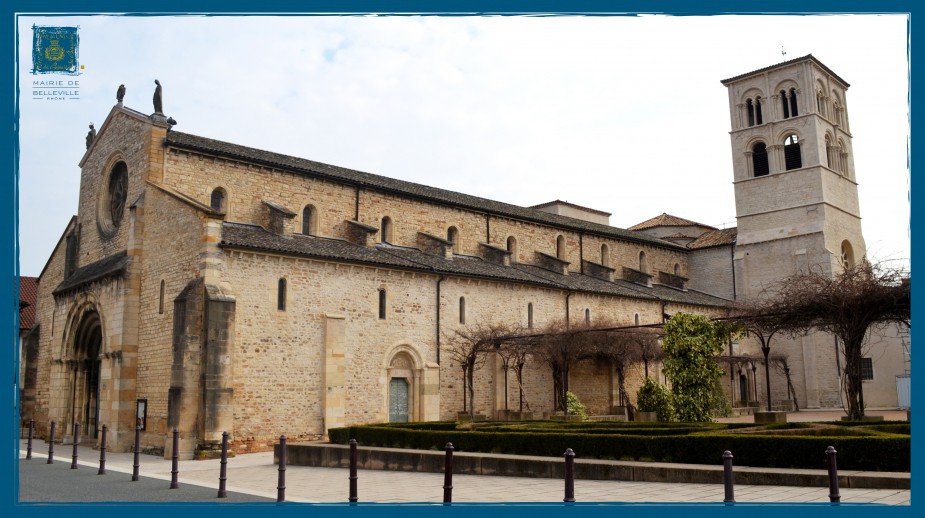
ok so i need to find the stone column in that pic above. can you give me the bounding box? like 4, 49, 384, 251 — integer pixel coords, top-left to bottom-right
322, 314, 347, 434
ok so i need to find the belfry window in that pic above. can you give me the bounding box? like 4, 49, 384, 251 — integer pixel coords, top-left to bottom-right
784, 135, 802, 170
755, 97, 763, 125
746, 99, 755, 127
780, 90, 790, 119
789, 88, 798, 116
752, 142, 769, 177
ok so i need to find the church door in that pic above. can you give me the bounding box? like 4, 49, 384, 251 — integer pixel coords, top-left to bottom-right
389, 378, 409, 423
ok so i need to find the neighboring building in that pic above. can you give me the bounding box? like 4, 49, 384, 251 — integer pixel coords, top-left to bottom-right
18, 276, 38, 424
23, 55, 906, 458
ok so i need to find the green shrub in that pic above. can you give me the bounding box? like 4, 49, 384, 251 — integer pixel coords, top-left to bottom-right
566, 391, 588, 420
636, 376, 676, 422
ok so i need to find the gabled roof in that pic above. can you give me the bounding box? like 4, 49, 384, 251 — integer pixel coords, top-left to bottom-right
53, 252, 130, 296
687, 227, 738, 250
720, 54, 849, 88
220, 222, 731, 308
628, 213, 716, 231
165, 131, 686, 252
19, 276, 39, 331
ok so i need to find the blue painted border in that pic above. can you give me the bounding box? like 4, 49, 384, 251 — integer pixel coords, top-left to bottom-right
3, 2, 915, 518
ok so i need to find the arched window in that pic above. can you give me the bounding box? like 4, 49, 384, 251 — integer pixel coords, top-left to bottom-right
638, 251, 648, 273
459, 296, 466, 325
277, 278, 287, 311
210, 187, 226, 213
780, 90, 790, 119
584, 308, 591, 325
380, 216, 393, 243
746, 99, 755, 127
556, 235, 565, 259
825, 135, 833, 169
302, 205, 316, 235
601, 243, 610, 267
527, 303, 534, 329
841, 240, 855, 269
784, 134, 802, 170
447, 226, 459, 253
789, 88, 799, 116
674, 263, 681, 276
755, 96, 763, 125
378, 289, 387, 319
159, 280, 165, 315
634, 313, 640, 326
752, 142, 769, 177
507, 236, 517, 262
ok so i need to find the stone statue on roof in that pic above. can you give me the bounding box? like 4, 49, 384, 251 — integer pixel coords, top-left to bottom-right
85, 123, 96, 150
153, 79, 163, 114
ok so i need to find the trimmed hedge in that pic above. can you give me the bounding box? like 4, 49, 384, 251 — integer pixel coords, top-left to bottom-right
328, 422, 909, 472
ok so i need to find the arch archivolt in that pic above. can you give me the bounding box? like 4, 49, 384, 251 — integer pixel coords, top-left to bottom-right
383, 343, 429, 422
58, 296, 107, 361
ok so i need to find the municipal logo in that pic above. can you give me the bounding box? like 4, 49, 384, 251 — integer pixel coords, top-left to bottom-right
32, 25, 79, 75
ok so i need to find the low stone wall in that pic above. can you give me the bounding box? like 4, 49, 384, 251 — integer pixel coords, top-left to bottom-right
277, 442, 909, 490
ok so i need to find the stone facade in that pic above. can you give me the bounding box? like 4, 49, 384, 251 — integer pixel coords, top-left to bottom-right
24, 55, 905, 459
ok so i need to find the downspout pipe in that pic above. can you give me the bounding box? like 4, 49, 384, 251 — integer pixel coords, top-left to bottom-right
436, 275, 445, 364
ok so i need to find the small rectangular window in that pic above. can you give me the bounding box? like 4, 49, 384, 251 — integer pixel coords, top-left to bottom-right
379, 289, 387, 319
860, 357, 874, 381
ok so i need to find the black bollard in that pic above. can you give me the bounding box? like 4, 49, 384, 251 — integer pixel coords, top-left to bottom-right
26, 420, 34, 460
170, 428, 179, 489
218, 431, 229, 498
47, 421, 56, 464
349, 438, 358, 503
826, 446, 841, 503
131, 426, 140, 481
443, 442, 454, 504
277, 435, 287, 502
71, 422, 80, 469
563, 448, 576, 503
98, 424, 108, 475
722, 450, 735, 503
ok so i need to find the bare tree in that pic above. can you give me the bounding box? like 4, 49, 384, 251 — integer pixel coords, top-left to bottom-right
533, 319, 596, 415
754, 261, 909, 420
729, 298, 790, 412
445, 322, 519, 421
768, 352, 799, 411
496, 336, 531, 413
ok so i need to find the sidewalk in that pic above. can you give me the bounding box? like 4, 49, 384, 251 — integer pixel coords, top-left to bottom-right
18, 438, 910, 505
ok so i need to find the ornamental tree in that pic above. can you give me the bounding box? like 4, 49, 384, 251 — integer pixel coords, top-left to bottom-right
662, 313, 742, 422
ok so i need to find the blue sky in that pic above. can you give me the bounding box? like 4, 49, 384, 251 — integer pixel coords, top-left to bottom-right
16, 14, 909, 276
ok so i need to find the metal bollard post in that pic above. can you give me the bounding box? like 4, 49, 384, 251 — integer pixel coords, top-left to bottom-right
98, 424, 108, 475
826, 446, 841, 503
170, 428, 179, 489
218, 431, 229, 498
71, 422, 80, 469
26, 420, 34, 460
722, 450, 735, 503
131, 426, 140, 481
443, 442, 454, 504
277, 435, 287, 502
47, 421, 56, 464
349, 438, 358, 503
563, 448, 576, 503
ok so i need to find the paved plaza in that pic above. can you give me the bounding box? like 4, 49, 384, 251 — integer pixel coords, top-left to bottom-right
18, 427, 910, 505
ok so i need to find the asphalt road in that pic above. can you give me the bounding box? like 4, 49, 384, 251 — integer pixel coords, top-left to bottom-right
19, 458, 274, 503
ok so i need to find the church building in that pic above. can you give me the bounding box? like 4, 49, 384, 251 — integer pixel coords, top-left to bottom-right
23, 55, 907, 458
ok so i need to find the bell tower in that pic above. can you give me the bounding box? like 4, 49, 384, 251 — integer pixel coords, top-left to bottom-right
721, 54, 866, 300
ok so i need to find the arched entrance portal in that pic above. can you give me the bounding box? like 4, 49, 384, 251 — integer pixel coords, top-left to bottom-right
67, 310, 103, 440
